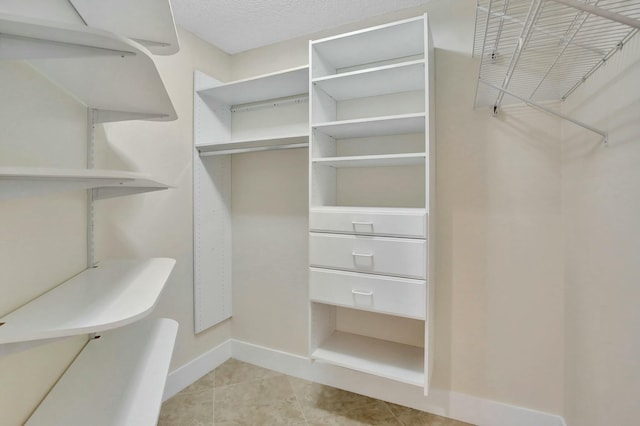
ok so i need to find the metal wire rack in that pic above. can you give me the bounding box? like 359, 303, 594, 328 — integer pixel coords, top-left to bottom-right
474, 0, 640, 141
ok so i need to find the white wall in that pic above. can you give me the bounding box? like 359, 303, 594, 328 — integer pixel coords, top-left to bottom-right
227, 0, 565, 416
561, 36, 640, 426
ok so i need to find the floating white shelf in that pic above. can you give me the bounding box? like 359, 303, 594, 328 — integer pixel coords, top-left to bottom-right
313, 113, 425, 139
0, 13, 177, 122
312, 331, 424, 386
26, 318, 178, 426
198, 134, 309, 156
0, 258, 176, 346
311, 16, 424, 75
310, 206, 427, 214
68, 0, 180, 55
313, 60, 425, 100
197, 66, 309, 105
312, 153, 426, 168
0, 167, 170, 201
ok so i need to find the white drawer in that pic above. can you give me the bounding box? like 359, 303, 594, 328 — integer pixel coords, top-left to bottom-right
309, 207, 426, 238
309, 233, 426, 279
310, 268, 426, 319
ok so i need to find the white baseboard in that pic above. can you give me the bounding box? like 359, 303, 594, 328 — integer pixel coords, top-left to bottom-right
165, 338, 566, 426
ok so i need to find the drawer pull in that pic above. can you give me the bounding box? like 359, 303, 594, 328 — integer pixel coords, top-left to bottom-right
351, 252, 373, 258
352, 221, 374, 232
351, 289, 373, 296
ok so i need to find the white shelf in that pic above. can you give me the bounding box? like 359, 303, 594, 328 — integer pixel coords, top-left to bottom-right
313, 60, 425, 100
68, 0, 180, 55
312, 153, 425, 168
312, 16, 424, 73
0, 167, 170, 201
0, 13, 177, 122
197, 134, 309, 156
310, 206, 427, 214
26, 318, 178, 426
312, 331, 424, 386
197, 66, 309, 105
313, 113, 425, 139
0, 258, 176, 345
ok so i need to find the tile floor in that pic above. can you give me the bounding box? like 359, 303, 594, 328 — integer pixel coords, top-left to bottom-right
159, 359, 474, 426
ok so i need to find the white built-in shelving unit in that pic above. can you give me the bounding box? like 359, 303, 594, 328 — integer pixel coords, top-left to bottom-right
192, 65, 310, 333
1, 2, 180, 424
308, 15, 436, 392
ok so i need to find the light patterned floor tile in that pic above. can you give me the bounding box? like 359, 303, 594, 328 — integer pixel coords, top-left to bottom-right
387, 402, 475, 426
158, 387, 213, 426
215, 375, 306, 425
214, 358, 283, 387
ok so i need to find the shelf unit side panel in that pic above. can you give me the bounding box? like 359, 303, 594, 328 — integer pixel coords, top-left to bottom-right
193, 154, 232, 333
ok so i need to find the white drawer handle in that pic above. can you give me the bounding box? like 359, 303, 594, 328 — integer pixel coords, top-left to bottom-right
352, 221, 373, 231
352, 289, 373, 297
352, 221, 373, 226
351, 252, 373, 258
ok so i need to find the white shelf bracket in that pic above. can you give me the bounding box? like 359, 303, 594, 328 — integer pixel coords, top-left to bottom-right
480, 79, 608, 144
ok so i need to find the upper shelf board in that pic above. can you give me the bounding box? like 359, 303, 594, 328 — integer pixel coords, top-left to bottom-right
312, 60, 425, 101
311, 16, 425, 74
26, 318, 178, 426
68, 0, 180, 55
0, 258, 176, 345
0, 167, 170, 201
0, 13, 177, 121
197, 133, 309, 156
196, 66, 309, 106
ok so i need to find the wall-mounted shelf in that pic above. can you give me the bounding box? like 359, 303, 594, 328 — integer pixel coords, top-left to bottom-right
26, 318, 178, 426
68, 0, 180, 55
312, 60, 425, 100
312, 153, 426, 168
313, 113, 426, 139
474, 0, 640, 140
197, 66, 309, 105
0, 167, 170, 201
197, 134, 309, 156
311, 331, 424, 386
0, 258, 175, 347
0, 13, 177, 122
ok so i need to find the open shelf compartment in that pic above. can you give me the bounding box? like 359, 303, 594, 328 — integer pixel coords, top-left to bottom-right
312, 330, 424, 386
0, 13, 177, 122
0, 258, 176, 346
0, 167, 171, 201
312, 153, 426, 168
313, 113, 425, 139
26, 318, 178, 426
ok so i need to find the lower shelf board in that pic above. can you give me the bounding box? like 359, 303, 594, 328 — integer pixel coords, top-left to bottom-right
311, 331, 424, 386
26, 318, 178, 426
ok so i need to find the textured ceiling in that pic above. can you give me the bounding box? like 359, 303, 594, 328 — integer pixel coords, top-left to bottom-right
170, 0, 430, 54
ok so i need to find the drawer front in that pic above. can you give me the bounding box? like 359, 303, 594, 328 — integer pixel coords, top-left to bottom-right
309, 209, 426, 238
310, 268, 426, 319
309, 233, 426, 279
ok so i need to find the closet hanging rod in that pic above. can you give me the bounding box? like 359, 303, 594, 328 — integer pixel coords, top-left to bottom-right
549, 0, 640, 29
479, 79, 608, 143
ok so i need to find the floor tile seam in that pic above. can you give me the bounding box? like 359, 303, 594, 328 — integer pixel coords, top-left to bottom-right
214, 372, 287, 391
286, 375, 311, 425
381, 400, 406, 426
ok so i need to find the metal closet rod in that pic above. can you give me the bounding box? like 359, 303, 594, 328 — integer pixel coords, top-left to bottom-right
549, 0, 640, 30
479, 79, 608, 143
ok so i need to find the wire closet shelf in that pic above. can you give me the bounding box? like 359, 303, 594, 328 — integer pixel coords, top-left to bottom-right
473, 0, 640, 141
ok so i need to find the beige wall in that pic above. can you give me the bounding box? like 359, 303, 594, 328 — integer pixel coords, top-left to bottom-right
228, 0, 565, 416
94, 28, 233, 369
561, 36, 640, 426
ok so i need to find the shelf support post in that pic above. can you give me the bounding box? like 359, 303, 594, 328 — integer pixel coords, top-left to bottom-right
87, 108, 96, 268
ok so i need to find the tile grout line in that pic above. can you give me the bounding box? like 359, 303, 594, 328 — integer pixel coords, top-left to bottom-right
286, 375, 310, 426
382, 401, 406, 426
211, 370, 216, 426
